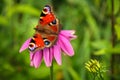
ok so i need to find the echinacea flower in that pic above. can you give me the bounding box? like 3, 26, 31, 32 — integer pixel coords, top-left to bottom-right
19, 30, 76, 68
85, 59, 107, 80
85, 59, 101, 73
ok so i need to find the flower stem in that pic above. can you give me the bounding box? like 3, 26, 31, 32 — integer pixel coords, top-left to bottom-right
50, 62, 53, 80
111, 0, 116, 80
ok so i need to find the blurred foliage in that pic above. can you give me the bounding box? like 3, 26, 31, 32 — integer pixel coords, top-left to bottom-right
0, 0, 120, 80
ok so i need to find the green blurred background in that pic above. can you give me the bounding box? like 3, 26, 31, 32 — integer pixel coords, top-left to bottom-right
0, 0, 120, 80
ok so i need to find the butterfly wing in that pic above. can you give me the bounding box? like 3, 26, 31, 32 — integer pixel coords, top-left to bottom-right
29, 5, 60, 52
29, 33, 44, 52
39, 5, 55, 26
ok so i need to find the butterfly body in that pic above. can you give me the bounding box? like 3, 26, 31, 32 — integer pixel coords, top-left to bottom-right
28, 5, 60, 52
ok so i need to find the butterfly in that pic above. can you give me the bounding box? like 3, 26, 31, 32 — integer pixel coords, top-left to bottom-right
28, 5, 60, 52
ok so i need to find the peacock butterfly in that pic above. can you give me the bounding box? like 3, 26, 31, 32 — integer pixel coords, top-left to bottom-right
28, 5, 60, 52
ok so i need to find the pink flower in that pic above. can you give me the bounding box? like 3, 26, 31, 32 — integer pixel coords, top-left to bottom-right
19, 30, 76, 68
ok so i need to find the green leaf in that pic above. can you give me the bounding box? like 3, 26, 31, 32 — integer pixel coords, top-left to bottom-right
94, 46, 120, 55
94, 49, 106, 55
91, 40, 111, 50
92, 40, 111, 55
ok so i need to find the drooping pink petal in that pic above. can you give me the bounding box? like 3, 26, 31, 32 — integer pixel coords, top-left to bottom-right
33, 50, 43, 68
30, 60, 34, 67
58, 35, 74, 56
53, 45, 62, 65
19, 38, 31, 53
43, 48, 51, 67
60, 30, 77, 40
30, 51, 34, 60
49, 47, 53, 64
30, 52, 34, 66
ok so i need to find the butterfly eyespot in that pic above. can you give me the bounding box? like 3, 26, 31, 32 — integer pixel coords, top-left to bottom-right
29, 43, 36, 51
49, 19, 57, 26
43, 6, 51, 14
52, 19, 56, 24
43, 39, 51, 47
43, 8, 48, 12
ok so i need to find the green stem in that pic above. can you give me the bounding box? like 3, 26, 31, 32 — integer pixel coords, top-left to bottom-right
50, 62, 53, 80
111, 0, 115, 80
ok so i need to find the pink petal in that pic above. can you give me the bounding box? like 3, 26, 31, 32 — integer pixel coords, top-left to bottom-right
58, 35, 74, 56
30, 51, 34, 60
30, 52, 34, 66
30, 60, 34, 67
19, 38, 31, 53
43, 48, 51, 67
49, 47, 53, 63
33, 50, 43, 68
53, 45, 62, 65
61, 30, 75, 35
60, 30, 77, 40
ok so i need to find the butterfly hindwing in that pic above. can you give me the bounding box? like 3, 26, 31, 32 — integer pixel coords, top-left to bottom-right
28, 33, 44, 51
